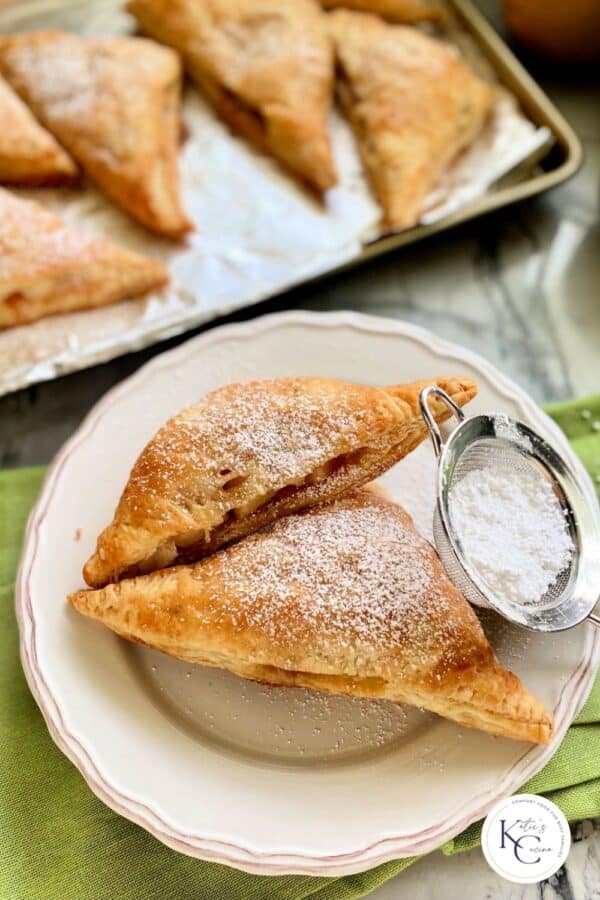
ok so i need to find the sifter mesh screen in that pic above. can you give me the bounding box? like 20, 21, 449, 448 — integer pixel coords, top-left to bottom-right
438, 438, 576, 611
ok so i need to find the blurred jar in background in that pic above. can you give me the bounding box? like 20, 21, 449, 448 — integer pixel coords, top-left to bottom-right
504, 0, 600, 63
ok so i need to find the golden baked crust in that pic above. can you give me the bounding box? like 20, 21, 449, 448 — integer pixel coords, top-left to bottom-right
71, 489, 553, 743
0, 74, 78, 185
0, 188, 168, 328
127, 0, 337, 192
321, 0, 445, 23
0, 31, 191, 237
329, 10, 493, 230
83, 375, 477, 587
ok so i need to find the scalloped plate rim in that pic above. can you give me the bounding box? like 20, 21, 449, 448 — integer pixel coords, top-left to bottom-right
15, 309, 600, 876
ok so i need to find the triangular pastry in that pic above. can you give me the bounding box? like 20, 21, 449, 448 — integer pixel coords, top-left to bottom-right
329, 10, 493, 230
0, 188, 168, 328
0, 73, 78, 185
83, 375, 477, 587
320, 0, 445, 23
0, 31, 191, 237
127, 0, 337, 192
70, 489, 553, 743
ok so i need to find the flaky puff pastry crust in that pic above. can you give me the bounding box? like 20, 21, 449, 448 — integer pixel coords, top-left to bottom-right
0, 74, 78, 185
71, 489, 553, 743
0, 32, 191, 237
0, 188, 168, 328
127, 0, 337, 192
83, 375, 477, 587
329, 10, 493, 230
321, 0, 445, 23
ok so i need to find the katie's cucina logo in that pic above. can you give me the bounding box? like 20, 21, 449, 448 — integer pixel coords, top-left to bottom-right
481, 794, 570, 884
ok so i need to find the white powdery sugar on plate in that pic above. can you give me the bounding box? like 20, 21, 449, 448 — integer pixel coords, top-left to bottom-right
138, 651, 426, 765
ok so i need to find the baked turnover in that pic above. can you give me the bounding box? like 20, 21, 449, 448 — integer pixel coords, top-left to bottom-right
0, 188, 168, 328
126, 0, 338, 192
329, 10, 493, 230
71, 489, 553, 743
0, 31, 191, 237
83, 375, 477, 587
320, 0, 445, 23
0, 73, 78, 185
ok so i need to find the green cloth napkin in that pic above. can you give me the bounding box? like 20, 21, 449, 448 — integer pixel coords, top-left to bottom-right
2, 394, 600, 900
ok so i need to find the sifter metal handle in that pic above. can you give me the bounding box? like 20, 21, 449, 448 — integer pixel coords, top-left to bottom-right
587, 607, 600, 628
419, 386, 466, 458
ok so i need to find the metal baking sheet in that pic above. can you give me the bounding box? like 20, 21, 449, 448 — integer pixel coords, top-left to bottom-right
0, 0, 582, 397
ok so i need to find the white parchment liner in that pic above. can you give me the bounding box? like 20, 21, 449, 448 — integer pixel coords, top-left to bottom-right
0, 2, 551, 396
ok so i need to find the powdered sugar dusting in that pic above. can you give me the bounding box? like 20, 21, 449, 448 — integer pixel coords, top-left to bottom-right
128, 378, 394, 522
135, 646, 430, 765
175, 379, 388, 482
95, 378, 413, 582
493, 414, 532, 451
0, 188, 101, 271
450, 466, 573, 607
209, 491, 467, 666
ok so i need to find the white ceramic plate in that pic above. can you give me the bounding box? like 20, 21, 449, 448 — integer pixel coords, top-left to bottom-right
16, 311, 600, 876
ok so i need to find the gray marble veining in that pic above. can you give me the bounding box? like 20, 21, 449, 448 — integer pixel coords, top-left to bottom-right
0, 1, 598, 897
371, 820, 600, 900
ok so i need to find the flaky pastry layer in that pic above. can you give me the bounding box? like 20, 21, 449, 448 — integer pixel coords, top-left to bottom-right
83, 375, 477, 587
72, 489, 553, 743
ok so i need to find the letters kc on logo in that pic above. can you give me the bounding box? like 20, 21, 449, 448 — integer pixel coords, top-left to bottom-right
481, 794, 571, 884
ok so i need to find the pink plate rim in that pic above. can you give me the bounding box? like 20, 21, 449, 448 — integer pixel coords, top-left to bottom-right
15, 310, 600, 876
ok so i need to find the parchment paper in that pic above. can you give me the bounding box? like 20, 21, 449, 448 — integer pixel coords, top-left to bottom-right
0, 3, 552, 396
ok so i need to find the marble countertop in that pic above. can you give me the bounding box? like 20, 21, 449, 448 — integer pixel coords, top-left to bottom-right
1, 1, 598, 897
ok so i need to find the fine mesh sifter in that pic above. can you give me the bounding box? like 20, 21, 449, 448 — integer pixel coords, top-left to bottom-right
419, 386, 600, 632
